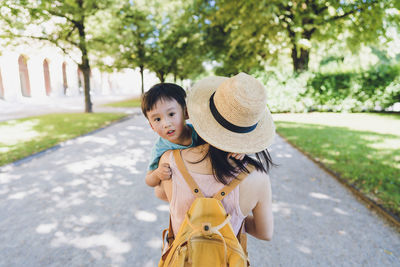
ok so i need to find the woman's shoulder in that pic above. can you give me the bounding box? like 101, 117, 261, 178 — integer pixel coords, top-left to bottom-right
238, 168, 271, 216
242, 168, 271, 188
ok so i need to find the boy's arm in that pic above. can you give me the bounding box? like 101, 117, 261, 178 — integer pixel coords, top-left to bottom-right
145, 163, 171, 187
159, 151, 173, 202
146, 140, 172, 187
145, 170, 160, 187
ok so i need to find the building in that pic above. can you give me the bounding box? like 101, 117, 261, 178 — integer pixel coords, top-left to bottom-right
0, 42, 158, 102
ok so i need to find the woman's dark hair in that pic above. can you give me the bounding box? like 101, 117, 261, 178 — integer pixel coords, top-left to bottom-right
194, 137, 276, 185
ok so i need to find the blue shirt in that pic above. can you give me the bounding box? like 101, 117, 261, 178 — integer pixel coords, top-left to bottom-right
148, 124, 199, 171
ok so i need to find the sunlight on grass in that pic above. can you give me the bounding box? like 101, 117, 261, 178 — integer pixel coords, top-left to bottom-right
0, 120, 42, 145
0, 113, 128, 167
104, 98, 141, 108
272, 112, 400, 135
274, 112, 400, 218
367, 138, 400, 150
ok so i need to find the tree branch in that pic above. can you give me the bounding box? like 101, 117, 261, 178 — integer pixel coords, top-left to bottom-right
327, 1, 378, 23
2, 33, 80, 65
328, 9, 358, 22
63, 25, 80, 47
46, 9, 81, 28
315, 6, 328, 15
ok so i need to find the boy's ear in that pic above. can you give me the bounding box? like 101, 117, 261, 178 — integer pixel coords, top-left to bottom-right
184, 107, 189, 120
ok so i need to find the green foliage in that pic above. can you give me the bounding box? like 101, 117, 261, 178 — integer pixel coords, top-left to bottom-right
255, 62, 400, 113
90, 0, 206, 84
306, 72, 356, 108
274, 113, 400, 217
1, 0, 399, 87
1, 0, 113, 55
192, 0, 396, 73
89, 0, 155, 93
145, 0, 206, 82
0, 0, 118, 112
359, 64, 400, 104
254, 69, 312, 113
304, 63, 400, 111
319, 56, 345, 66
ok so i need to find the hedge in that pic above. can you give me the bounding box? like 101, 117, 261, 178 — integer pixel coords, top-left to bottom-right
255, 63, 400, 113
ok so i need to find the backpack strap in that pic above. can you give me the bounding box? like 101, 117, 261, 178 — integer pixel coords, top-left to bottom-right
173, 149, 204, 198
161, 216, 175, 259
213, 165, 256, 201
237, 220, 250, 265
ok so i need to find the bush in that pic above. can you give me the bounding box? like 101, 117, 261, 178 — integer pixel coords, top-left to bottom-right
254, 63, 400, 113
303, 63, 400, 112
358, 64, 400, 109
254, 70, 312, 113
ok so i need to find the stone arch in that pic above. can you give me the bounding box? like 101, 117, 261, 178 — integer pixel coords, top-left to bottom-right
18, 54, 31, 97
0, 67, 4, 99
43, 59, 52, 96
62, 61, 68, 95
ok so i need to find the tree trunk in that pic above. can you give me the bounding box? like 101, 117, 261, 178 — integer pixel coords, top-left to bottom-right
157, 71, 165, 83
81, 64, 92, 113
173, 73, 177, 83
140, 65, 144, 95
287, 25, 314, 73
291, 44, 310, 72
77, 22, 92, 113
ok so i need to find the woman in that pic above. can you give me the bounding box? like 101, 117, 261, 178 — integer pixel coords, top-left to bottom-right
159, 73, 275, 256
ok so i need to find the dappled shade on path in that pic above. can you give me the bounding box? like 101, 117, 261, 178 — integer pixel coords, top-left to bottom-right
0, 115, 399, 266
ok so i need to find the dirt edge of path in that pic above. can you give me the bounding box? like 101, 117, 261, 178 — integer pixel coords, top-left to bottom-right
276, 132, 400, 232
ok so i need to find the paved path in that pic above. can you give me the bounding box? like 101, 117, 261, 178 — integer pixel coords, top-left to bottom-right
0, 115, 399, 266
0, 94, 139, 122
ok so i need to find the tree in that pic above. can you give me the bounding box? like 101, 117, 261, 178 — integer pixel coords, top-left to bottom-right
194, 0, 396, 72
1, 0, 114, 112
173, 19, 206, 81
145, 0, 205, 83
90, 1, 154, 95
145, 8, 183, 83
92, 0, 205, 87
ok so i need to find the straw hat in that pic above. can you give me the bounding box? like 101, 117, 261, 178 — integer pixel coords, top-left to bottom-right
187, 72, 275, 153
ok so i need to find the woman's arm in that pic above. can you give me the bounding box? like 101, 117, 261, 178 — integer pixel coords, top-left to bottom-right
245, 173, 273, 241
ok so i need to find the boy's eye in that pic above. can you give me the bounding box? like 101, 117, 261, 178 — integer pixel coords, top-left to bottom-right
154, 118, 160, 122
169, 113, 175, 116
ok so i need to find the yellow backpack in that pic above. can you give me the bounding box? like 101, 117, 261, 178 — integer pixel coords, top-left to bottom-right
159, 150, 254, 267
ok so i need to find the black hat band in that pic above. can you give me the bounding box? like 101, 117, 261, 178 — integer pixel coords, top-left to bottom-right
209, 92, 258, 134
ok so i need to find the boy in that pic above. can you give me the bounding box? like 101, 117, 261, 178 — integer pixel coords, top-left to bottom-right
141, 83, 244, 201
141, 83, 196, 200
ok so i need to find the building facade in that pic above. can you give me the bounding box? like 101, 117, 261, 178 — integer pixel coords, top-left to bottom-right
0, 43, 158, 102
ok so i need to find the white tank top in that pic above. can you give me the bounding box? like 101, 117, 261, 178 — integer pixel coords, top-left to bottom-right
169, 152, 246, 236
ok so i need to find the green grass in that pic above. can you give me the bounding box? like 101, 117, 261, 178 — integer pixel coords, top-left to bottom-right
0, 113, 128, 166
104, 98, 141, 108
273, 112, 400, 218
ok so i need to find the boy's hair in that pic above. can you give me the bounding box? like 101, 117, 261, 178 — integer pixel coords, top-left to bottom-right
141, 83, 187, 119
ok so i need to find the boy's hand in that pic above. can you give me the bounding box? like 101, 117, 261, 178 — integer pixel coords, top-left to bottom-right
156, 163, 172, 181
228, 153, 245, 161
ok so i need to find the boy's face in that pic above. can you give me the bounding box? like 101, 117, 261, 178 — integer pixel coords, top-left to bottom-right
147, 98, 189, 144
